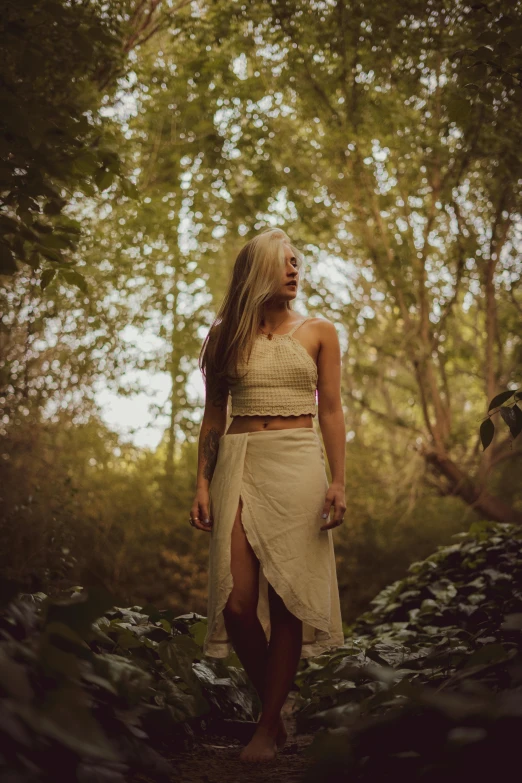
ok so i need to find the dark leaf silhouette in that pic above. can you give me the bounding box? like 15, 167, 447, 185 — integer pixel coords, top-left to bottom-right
487, 389, 516, 411
499, 404, 522, 440
479, 417, 495, 450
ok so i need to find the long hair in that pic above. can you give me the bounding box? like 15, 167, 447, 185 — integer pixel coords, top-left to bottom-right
199, 228, 304, 408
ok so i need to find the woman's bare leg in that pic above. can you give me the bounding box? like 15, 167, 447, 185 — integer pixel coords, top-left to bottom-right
222, 499, 267, 696
239, 582, 302, 762
222, 500, 287, 748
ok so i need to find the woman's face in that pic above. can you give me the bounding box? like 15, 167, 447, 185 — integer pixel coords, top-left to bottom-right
277, 243, 299, 301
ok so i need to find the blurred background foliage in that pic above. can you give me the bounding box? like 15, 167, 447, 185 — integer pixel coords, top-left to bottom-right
1, 0, 521, 624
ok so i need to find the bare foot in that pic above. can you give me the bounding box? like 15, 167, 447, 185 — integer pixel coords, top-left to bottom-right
239, 725, 278, 762
276, 715, 287, 748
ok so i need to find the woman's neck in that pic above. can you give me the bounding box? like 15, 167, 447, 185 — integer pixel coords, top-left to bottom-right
260, 304, 290, 330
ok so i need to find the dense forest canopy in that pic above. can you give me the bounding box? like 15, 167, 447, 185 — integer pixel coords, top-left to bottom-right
1, 0, 521, 617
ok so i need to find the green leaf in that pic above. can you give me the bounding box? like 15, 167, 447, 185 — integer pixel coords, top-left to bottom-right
45, 621, 93, 659
37, 245, 63, 263
93, 652, 153, 705
116, 630, 143, 649
38, 232, 71, 250
463, 643, 510, 667
104, 154, 121, 175
0, 243, 17, 275
25, 249, 40, 270
158, 635, 201, 689
499, 404, 522, 439
55, 216, 82, 236
469, 62, 488, 81
512, 405, 522, 440
487, 389, 515, 411
121, 178, 139, 199
504, 30, 520, 48
61, 269, 88, 293
497, 15, 514, 30
40, 268, 56, 290
189, 620, 208, 647
480, 417, 495, 450
43, 198, 66, 216
0, 649, 34, 702
94, 168, 116, 191
43, 587, 114, 638
32, 221, 53, 236
17, 195, 40, 215
71, 151, 99, 176
81, 180, 97, 197
12, 236, 27, 263
473, 45, 494, 60
501, 613, 522, 631
476, 31, 497, 46
0, 215, 20, 235
12, 690, 120, 762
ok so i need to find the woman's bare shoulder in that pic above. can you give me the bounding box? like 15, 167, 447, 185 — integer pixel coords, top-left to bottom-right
306, 316, 339, 338
306, 315, 335, 326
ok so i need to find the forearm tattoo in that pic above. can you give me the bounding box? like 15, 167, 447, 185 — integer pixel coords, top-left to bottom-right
202, 427, 220, 482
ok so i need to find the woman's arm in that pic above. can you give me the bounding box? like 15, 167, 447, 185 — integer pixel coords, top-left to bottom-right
196, 402, 227, 490
316, 320, 346, 530
191, 336, 229, 532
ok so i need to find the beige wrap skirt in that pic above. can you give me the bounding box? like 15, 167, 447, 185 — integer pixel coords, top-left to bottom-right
203, 427, 345, 659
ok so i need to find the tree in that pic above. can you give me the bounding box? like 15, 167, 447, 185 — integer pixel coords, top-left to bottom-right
0, 0, 192, 288
189, 0, 522, 521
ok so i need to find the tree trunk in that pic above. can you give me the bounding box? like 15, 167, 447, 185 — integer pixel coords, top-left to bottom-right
484, 257, 498, 404
165, 270, 180, 479
423, 448, 522, 524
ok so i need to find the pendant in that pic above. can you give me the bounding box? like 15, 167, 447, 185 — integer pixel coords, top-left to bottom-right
267, 333, 273, 340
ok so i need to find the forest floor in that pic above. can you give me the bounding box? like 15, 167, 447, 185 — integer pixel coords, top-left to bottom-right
133, 693, 317, 783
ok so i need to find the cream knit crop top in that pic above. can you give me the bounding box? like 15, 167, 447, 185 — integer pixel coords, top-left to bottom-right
230, 317, 318, 417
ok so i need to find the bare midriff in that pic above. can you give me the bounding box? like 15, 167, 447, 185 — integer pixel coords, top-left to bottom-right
226, 413, 314, 435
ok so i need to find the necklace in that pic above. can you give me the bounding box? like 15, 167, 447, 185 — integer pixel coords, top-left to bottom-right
259, 313, 290, 341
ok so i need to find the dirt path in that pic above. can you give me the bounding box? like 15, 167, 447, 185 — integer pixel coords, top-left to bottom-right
135, 694, 317, 783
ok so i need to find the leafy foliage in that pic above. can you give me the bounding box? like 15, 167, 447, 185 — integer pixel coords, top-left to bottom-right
0, 584, 257, 782
451, 2, 522, 106
480, 388, 522, 449
296, 520, 522, 782
3, 519, 521, 781
0, 0, 134, 287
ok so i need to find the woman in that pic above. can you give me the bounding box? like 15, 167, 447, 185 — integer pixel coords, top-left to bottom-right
190, 228, 346, 763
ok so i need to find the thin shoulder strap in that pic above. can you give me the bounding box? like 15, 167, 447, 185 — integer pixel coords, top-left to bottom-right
287, 316, 310, 336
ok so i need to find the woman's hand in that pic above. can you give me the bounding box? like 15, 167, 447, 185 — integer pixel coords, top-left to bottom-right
190, 487, 214, 532
320, 482, 346, 531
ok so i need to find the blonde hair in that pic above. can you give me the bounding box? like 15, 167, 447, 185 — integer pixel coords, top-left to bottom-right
199, 228, 304, 407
